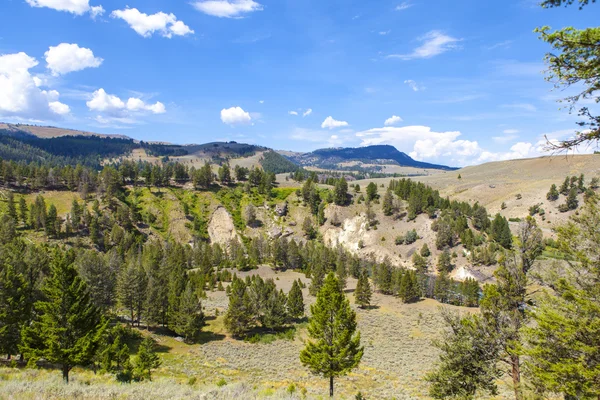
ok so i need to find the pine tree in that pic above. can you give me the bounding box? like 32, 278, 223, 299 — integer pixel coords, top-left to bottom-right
354, 269, 372, 309
382, 189, 394, 216
173, 282, 205, 343
546, 183, 559, 201
566, 187, 579, 210
0, 264, 29, 358
21, 250, 106, 383
560, 176, 570, 195
18, 197, 28, 227
524, 201, 600, 398
45, 204, 57, 237
366, 182, 378, 201
397, 270, 419, 303
437, 248, 453, 273
420, 243, 431, 257
6, 192, 17, 220
224, 277, 253, 337
117, 258, 147, 327
287, 280, 305, 320
491, 213, 512, 249
133, 337, 161, 381
426, 311, 501, 399
218, 163, 231, 184
334, 177, 348, 206
300, 273, 363, 397
433, 269, 451, 304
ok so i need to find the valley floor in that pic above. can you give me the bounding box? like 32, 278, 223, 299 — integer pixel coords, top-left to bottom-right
0, 267, 513, 400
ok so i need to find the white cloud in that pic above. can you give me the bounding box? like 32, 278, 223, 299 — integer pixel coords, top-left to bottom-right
404, 79, 422, 91
25, 0, 104, 17
89, 5, 104, 18
259, 100, 264, 104
86, 88, 166, 121
49, 101, 70, 115
0, 52, 70, 119
221, 106, 252, 125
192, 0, 263, 18
288, 111, 298, 116
477, 142, 536, 163
384, 115, 403, 126
379, 30, 391, 36
503, 129, 519, 134
356, 125, 484, 166
111, 8, 194, 38
44, 43, 103, 76
387, 30, 461, 60
321, 116, 349, 129
395, 2, 413, 11
303, 108, 312, 117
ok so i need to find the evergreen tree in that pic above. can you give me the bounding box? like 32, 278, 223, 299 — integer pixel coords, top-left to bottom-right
437, 248, 453, 273
560, 176, 570, 195
0, 264, 29, 358
117, 258, 147, 327
224, 277, 253, 337
546, 183, 559, 201
433, 269, 451, 304
382, 189, 394, 216
420, 243, 431, 257
366, 182, 378, 201
218, 163, 231, 184
45, 204, 58, 237
354, 269, 372, 309
399, 270, 420, 303
524, 201, 600, 399
334, 177, 348, 206
491, 213, 512, 249
566, 187, 579, 210
287, 280, 305, 320
18, 197, 28, 227
173, 282, 205, 343
426, 311, 501, 399
133, 337, 161, 381
6, 192, 17, 220
21, 250, 106, 383
300, 273, 363, 397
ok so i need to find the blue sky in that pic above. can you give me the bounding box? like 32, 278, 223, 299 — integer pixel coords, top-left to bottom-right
0, 0, 597, 166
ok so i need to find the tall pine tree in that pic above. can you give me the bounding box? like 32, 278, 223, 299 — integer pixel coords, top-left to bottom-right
21, 250, 106, 383
300, 273, 363, 397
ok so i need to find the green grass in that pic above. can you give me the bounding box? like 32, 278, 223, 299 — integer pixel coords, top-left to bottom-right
271, 187, 296, 202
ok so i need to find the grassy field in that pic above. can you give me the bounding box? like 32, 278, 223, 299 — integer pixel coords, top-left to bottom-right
0, 267, 513, 400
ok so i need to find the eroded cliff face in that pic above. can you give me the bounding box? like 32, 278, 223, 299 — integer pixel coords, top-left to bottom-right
208, 207, 241, 247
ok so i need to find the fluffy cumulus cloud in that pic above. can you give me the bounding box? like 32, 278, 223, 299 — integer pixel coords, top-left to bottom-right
111, 8, 194, 38
288, 111, 298, 116
221, 106, 252, 125
44, 43, 103, 76
25, 0, 104, 17
384, 115, 402, 126
354, 124, 556, 166
192, 0, 263, 18
0, 52, 70, 119
86, 88, 165, 123
321, 116, 349, 129
388, 30, 461, 60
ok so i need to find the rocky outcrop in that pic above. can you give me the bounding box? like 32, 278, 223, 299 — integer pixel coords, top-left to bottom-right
208, 207, 241, 247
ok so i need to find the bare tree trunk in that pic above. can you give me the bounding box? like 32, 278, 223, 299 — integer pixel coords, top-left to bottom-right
329, 376, 334, 398
62, 365, 70, 383
511, 355, 522, 400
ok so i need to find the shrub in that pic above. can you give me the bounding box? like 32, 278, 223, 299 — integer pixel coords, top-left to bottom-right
216, 378, 227, 387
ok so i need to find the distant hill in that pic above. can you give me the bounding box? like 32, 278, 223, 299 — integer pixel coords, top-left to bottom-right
0, 123, 131, 140
287, 145, 457, 171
